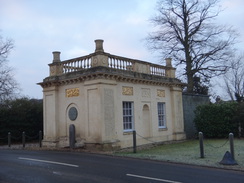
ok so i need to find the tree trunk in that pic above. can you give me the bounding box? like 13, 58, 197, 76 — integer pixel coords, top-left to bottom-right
187, 72, 194, 93
185, 44, 194, 93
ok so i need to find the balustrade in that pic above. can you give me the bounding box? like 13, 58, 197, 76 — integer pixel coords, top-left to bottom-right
62, 55, 92, 73
150, 64, 165, 76
51, 52, 171, 78
108, 55, 135, 71
49, 39, 175, 77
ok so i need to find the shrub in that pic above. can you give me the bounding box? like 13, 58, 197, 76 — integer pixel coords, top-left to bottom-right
232, 102, 244, 137
194, 102, 239, 138
0, 97, 43, 142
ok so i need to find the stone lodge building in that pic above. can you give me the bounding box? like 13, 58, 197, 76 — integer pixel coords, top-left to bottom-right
38, 40, 186, 149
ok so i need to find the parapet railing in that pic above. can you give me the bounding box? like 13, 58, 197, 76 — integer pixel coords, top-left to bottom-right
62, 54, 93, 73
107, 54, 166, 76
49, 49, 175, 78
50, 52, 174, 77
48, 39, 175, 77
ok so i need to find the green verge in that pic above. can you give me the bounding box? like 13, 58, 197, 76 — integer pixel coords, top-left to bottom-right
114, 139, 244, 171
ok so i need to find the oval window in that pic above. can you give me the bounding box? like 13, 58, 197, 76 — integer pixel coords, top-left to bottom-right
68, 107, 78, 121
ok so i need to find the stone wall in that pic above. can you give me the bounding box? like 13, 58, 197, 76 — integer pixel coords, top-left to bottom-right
182, 93, 209, 139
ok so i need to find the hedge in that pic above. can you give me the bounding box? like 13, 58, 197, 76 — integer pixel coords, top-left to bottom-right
0, 98, 43, 142
194, 102, 240, 138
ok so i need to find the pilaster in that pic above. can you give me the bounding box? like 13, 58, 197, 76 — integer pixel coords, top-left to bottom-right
42, 86, 59, 147
170, 86, 186, 140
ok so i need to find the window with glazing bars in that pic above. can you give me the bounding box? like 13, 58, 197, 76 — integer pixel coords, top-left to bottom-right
123, 102, 134, 131
158, 102, 166, 128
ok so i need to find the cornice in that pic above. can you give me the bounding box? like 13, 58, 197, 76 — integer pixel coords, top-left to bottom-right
38, 66, 186, 88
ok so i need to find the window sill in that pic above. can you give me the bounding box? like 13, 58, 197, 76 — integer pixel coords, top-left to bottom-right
123, 131, 133, 135
158, 127, 167, 131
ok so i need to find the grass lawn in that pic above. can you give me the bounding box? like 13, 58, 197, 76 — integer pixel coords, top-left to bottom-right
114, 139, 244, 171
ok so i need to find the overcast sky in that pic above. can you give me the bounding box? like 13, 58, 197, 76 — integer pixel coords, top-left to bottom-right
1, 0, 244, 99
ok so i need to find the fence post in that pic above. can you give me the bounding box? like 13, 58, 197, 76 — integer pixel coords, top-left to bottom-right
199, 132, 204, 158
22, 132, 25, 148
229, 133, 235, 160
39, 131, 42, 148
133, 130, 136, 153
8, 132, 11, 147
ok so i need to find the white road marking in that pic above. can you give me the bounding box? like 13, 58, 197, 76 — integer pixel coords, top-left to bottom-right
18, 157, 79, 168
53, 171, 62, 175
126, 174, 183, 183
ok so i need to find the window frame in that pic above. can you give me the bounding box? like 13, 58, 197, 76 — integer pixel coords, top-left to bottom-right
158, 102, 166, 128
122, 101, 134, 132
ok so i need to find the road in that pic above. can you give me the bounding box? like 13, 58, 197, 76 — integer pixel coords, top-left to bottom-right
0, 149, 243, 183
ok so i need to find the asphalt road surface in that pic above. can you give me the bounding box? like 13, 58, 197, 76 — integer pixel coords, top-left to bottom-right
0, 149, 243, 183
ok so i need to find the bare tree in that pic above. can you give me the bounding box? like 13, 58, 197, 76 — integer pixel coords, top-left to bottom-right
0, 34, 19, 102
224, 53, 244, 101
147, 0, 237, 93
